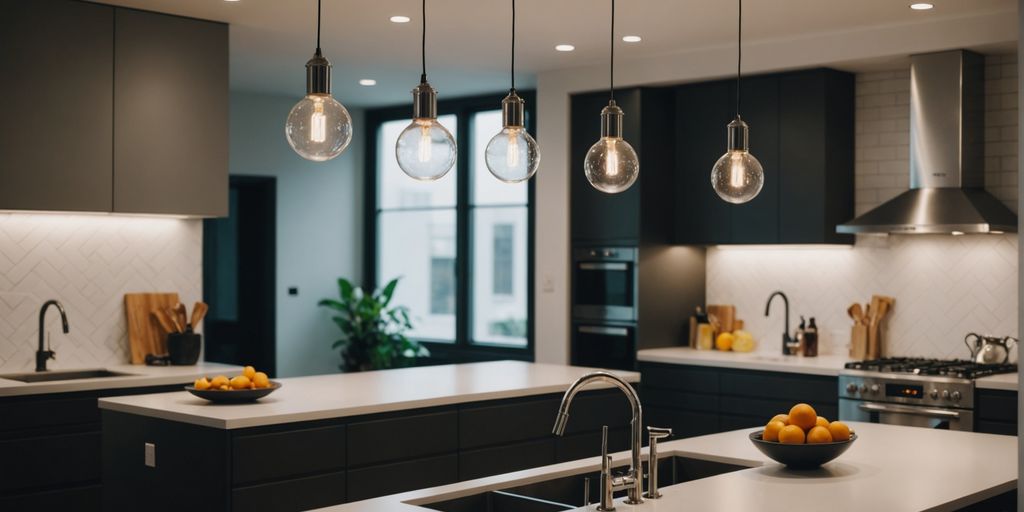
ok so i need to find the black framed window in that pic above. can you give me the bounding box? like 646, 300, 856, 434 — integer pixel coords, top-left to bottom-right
365, 92, 535, 360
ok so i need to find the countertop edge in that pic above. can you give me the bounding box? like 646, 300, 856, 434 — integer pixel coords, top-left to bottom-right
0, 364, 242, 398
637, 350, 844, 377
975, 378, 1019, 391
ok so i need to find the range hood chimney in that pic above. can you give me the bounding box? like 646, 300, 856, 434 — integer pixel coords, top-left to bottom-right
837, 50, 1017, 234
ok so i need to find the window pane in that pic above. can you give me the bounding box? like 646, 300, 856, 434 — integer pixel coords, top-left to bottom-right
471, 207, 528, 347
378, 209, 456, 342
378, 115, 458, 209
471, 110, 527, 206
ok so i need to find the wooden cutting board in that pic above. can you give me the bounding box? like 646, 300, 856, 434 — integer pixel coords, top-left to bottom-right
707, 305, 736, 334
125, 293, 179, 364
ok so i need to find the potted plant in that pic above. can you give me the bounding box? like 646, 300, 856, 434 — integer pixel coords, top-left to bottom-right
319, 277, 429, 372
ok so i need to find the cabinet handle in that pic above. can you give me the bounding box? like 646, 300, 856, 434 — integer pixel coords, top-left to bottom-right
857, 402, 960, 419
578, 262, 629, 271
578, 326, 630, 336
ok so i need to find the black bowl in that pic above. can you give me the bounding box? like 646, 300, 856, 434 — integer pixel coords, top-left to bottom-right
749, 430, 857, 469
185, 381, 281, 403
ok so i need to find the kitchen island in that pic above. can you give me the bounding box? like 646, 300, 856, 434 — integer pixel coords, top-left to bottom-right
319, 422, 1016, 512
98, 361, 640, 511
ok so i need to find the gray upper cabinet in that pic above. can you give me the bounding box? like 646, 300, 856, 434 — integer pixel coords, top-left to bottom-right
113, 9, 228, 216
0, 0, 114, 212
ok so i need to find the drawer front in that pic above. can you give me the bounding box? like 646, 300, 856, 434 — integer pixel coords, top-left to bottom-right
0, 483, 101, 511
233, 425, 346, 484
977, 390, 1018, 423
347, 409, 457, 467
719, 414, 764, 432
642, 387, 718, 413
0, 431, 100, 492
346, 453, 458, 503
719, 370, 837, 404
0, 396, 99, 432
559, 391, 633, 435
459, 438, 556, 481
646, 408, 719, 439
459, 397, 560, 449
232, 471, 345, 512
719, 396, 837, 422
640, 363, 720, 394
975, 420, 1016, 436
555, 426, 630, 463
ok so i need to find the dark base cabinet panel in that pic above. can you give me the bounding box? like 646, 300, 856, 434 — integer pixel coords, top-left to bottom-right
555, 427, 630, 463
640, 362, 838, 437
460, 439, 556, 481
975, 389, 1018, 436
0, 484, 101, 512
347, 454, 458, 503
233, 471, 345, 512
233, 424, 346, 484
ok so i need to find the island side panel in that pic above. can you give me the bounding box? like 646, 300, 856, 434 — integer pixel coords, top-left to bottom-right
102, 409, 231, 511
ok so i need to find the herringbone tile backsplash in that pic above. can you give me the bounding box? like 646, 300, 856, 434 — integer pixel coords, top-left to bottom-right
0, 213, 202, 372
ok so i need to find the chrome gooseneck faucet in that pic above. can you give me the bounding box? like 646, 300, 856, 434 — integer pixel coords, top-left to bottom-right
553, 371, 643, 509
765, 290, 792, 355
37, 300, 69, 372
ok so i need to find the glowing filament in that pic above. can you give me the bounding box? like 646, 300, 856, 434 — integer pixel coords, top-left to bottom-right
310, 100, 326, 143
418, 122, 432, 163
606, 138, 620, 176
729, 152, 745, 188
506, 130, 520, 168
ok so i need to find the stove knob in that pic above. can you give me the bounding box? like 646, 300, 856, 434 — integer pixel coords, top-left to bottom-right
869, 384, 879, 394
846, 383, 858, 394
859, 384, 868, 393
930, 389, 939, 399
941, 389, 950, 399
951, 390, 962, 402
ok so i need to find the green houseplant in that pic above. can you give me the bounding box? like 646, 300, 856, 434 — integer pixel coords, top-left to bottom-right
319, 277, 429, 372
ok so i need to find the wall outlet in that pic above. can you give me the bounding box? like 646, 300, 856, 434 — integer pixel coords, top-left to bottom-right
144, 442, 156, 468
541, 275, 555, 293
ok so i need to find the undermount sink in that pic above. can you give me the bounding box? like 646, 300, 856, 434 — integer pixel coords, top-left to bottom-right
0, 369, 137, 383
423, 456, 749, 512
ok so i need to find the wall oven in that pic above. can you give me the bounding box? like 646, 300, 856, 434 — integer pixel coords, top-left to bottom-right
572, 247, 637, 322
572, 323, 636, 371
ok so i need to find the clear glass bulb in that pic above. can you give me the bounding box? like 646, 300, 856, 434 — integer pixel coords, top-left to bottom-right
396, 118, 457, 181
711, 150, 764, 204
585, 137, 639, 194
485, 127, 540, 183
285, 93, 352, 162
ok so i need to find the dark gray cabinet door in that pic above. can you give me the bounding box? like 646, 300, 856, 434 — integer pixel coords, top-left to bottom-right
0, 0, 113, 212
113, 9, 228, 216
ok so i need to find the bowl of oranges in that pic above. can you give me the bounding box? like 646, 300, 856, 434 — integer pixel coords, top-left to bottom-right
749, 403, 856, 469
185, 366, 279, 403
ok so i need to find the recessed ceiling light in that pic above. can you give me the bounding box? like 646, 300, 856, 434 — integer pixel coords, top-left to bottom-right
951, 230, 965, 235
555, 44, 575, 52
223, 0, 241, 2
359, 79, 377, 86
622, 35, 642, 43
909, 3, 934, 10
390, 15, 411, 23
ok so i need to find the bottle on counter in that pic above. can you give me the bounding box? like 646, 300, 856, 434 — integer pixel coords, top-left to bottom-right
803, 317, 819, 357
787, 317, 805, 356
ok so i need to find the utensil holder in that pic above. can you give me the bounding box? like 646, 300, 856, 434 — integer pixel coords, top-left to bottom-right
167, 332, 201, 365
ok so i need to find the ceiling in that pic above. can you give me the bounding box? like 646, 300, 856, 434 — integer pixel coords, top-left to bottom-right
98, 0, 1016, 107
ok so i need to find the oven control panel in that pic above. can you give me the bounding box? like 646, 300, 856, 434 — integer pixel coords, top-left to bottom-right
839, 372, 973, 409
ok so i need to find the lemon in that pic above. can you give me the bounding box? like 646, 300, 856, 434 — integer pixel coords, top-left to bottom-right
731, 331, 756, 353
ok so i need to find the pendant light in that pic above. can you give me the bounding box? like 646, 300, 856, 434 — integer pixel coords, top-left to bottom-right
484, 0, 541, 183
396, 0, 457, 181
285, 0, 353, 162
710, 0, 764, 203
584, 0, 639, 194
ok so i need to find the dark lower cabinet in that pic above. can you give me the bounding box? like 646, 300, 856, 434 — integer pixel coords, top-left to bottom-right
975, 388, 1017, 436
640, 362, 838, 435
0, 384, 184, 512
102, 389, 631, 511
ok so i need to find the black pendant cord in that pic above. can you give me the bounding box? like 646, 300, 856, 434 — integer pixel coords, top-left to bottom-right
735, 0, 742, 118
609, 0, 615, 101
316, 0, 322, 53
420, 0, 427, 82
510, 0, 516, 91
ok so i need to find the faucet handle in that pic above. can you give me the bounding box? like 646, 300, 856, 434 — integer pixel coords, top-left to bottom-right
647, 426, 672, 440
644, 426, 673, 500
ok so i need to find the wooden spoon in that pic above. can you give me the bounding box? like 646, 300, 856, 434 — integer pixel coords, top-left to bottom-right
190, 302, 209, 330
151, 310, 177, 334
174, 303, 188, 332
166, 307, 185, 333
847, 303, 864, 325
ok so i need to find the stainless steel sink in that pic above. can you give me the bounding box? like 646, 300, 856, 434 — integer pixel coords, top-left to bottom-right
0, 369, 136, 383
424, 456, 749, 511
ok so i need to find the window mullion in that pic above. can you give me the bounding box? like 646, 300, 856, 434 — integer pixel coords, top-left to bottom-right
455, 108, 472, 348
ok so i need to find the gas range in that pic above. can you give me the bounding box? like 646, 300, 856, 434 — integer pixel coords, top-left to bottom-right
838, 358, 1017, 432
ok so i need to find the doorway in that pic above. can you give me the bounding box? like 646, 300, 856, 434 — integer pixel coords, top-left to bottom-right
203, 176, 277, 375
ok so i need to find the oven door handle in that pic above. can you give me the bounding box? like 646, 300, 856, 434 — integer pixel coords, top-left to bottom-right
577, 326, 631, 337
857, 402, 961, 419
578, 262, 629, 271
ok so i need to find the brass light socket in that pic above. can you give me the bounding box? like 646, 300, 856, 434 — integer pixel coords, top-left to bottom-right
412, 77, 438, 120
305, 49, 331, 95
726, 116, 750, 152
600, 100, 625, 138
501, 90, 526, 128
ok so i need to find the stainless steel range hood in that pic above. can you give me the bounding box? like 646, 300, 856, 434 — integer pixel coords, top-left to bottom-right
837, 50, 1017, 234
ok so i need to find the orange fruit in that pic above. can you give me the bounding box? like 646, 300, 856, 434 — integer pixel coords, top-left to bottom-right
770, 414, 790, 425
715, 332, 735, 351
778, 425, 806, 444
828, 421, 851, 442
763, 420, 786, 442
788, 403, 818, 431
230, 375, 251, 390
193, 377, 211, 390
815, 416, 829, 428
253, 371, 270, 389
209, 375, 229, 389
242, 366, 256, 380
807, 426, 833, 444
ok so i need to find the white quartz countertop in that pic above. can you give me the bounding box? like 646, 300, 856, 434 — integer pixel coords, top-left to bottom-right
97, 361, 641, 429
976, 372, 1019, 391
319, 422, 1016, 512
0, 362, 242, 397
638, 346, 850, 376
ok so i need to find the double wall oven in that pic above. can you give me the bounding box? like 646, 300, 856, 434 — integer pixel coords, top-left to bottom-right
571, 247, 637, 370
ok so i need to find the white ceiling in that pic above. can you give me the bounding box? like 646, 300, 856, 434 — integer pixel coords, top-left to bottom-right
97, 0, 1016, 107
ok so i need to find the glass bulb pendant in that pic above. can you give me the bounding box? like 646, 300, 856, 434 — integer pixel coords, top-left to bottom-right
485, 90, 540, 183
285, 50, 352, 162
396, 79, 457, 181
585, 100, 639, 194
711, 116, 763, 204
